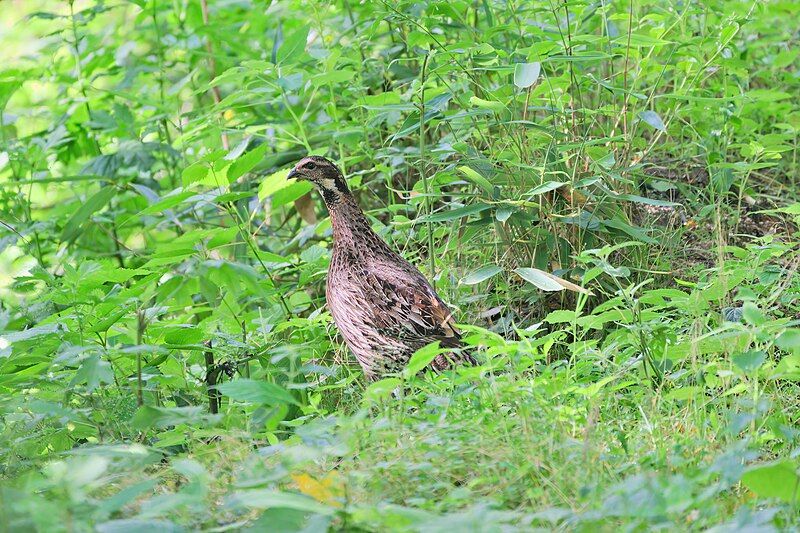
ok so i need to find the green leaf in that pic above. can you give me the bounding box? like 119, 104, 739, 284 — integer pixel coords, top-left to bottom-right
461, 265, 502, 285
742, 302, 766, 326
457, 166, 493, 195
404, 342, 444, 376
60, 186, 117, 243
776, 329, 800, 352
0, 80, 21, 111
495, 207, 514, 222
513, 62, 541, 88
130, 406, 206, 429
515, 268, 561, 291
515, 268, 590, 294
96, 519, 184, 533
258, 168, 293, 200
732, 350, 766, 373
469, 96, 505, 113
526, 181, 565, 197
231, 489, 335, 515
364, 378, 401, 402
741, 460, 800, 503
182, 162, 208, 186
273, 180, 313, 207
420, 203, 490, 223
637, 110, 666, 132
227, 142, 268, 183
216, 379, 298, 406
71, 354, 114, 392
276, 25, 309, 64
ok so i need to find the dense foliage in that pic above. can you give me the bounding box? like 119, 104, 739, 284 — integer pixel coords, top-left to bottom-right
1, 0, 799, 530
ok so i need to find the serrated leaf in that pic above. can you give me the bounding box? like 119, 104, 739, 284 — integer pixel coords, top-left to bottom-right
182, 162, 208, 186
228, 142, 268, 183
71, 354, 113, 392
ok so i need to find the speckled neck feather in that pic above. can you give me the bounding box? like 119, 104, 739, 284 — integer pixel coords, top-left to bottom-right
323, 190, 391, 257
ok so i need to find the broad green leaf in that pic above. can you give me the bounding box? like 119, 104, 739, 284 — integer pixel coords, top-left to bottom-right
231, 489, 335, 515
515, 268, 562, 291
130, 406, 206, 429
228, 142, 268, 183
741, 460, 799, 503
276, 25, 309, 64
404, 342, 443, 376
273, 180, 313, 208
96, 519, 183, 533
637, 110, 667, 132
217, 379, 298, 406
182, 162, 208, 185
259, 168, 293, 200
461, 265, 503, 285
71, 354, 114, 392
731, 350, 766, 373
495, 207, 514, 222
364, 378, 401, 402
776, 329, 800, 352
515, 268, 590, 294
0, 80, 21, 110
513, 62, 541, 88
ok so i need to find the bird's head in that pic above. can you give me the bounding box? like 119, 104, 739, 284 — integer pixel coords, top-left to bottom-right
287, 156, 350, 202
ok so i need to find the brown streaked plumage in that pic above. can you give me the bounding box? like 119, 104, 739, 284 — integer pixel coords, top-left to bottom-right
287, 155, 474, 380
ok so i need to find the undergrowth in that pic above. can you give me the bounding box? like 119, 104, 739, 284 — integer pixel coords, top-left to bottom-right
1, 0, 799, 531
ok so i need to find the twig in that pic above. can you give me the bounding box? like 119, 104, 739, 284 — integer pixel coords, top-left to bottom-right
200, 0, 230, 150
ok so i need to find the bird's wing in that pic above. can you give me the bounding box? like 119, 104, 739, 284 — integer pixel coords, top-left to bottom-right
363, 262, 462, 348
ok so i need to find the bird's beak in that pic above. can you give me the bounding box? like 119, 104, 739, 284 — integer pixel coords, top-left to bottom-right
287, 167, 300, 180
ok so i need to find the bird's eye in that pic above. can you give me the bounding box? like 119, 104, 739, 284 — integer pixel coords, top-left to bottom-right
303, 162, 316, 170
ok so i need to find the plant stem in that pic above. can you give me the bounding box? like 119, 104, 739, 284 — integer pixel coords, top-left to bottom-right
418, 51, 435, 282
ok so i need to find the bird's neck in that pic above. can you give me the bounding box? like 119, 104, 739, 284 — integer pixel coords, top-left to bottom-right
325, 192, 372, 241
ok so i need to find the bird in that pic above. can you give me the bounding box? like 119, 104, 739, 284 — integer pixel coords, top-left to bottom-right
287, 155, 474, 380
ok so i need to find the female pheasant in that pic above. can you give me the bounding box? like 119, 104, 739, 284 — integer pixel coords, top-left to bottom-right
287, 156, 473, 380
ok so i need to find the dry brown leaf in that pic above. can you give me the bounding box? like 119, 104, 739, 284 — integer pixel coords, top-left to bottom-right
294, 192, 317, 224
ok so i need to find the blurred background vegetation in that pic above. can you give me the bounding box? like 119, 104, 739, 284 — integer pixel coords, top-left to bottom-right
1, 0, 799, 530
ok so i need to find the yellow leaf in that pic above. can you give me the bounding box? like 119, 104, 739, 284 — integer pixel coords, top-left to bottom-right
291, 471, 343, 507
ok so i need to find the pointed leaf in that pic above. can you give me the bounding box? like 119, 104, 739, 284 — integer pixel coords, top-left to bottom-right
638, 110, 666, 132
461, 265, 503, 285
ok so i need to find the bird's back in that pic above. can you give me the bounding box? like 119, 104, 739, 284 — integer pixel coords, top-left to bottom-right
326, 220, 469, 379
